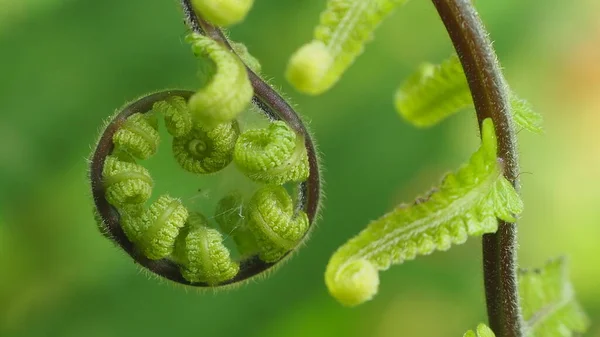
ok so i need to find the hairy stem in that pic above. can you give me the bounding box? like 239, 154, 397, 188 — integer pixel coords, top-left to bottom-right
431, 0, 522, 336
181, 0, 320, 222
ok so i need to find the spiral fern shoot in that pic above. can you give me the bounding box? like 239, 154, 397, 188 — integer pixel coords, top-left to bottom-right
190, 0, 254, 27
463, 324, 496, 337
172, 120, 240, 174
394, 55, 543, 133
91, 1, 321, 288
246, 186, 310, 262
187, 33, 253, 128
286, 0, 409, 95
138, 195, 189, 260
174, 212, 240, 285
519, 258, 589, 337
102, 154, 153, 207
325, 119, 523, 306
112, 112, 160, 159
234, 121, 309, 185
154, 96, 193, 137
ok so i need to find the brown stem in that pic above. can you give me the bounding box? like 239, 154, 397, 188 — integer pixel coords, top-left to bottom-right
431, 0, 522, 336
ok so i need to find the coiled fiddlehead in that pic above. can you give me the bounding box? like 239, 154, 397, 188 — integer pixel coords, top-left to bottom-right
172, 121, 240, 174
234, 121, 310, 185
190, 0, 254, 27
102, 153, 153, 207
154, 96, 193, 137
187, 33, 253, 128
174, 212, 239, 285
286, 0, 409, 95
90, 0, 321, 288
112, 112, 160, 159
136, 195, 189, 260
246, 186, 310, 262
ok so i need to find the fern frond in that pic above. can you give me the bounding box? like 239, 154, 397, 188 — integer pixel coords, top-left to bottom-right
511, 96, 543, 134
394, 55, 543, 133
520, 257, 590, 337
325, 119, 523, 306
395, 55, 472, 127
286, 0, 409, 95
463, 324, 495, 337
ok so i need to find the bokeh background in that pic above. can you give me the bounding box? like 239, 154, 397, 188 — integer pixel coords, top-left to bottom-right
1, 0, 599, 336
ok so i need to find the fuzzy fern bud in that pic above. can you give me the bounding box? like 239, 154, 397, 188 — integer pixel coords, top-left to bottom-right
325, 119, 523, 306
191, 0, 254, 27
187, 33, 253, 128
175, 212, 240, 284
233, 121, 309, 185
246, 186, 310, 262
286, 0, 409, 95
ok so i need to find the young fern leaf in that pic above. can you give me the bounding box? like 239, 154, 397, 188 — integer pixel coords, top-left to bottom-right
519, 257, 590, 337
325, 119, 523, 306
174, 212, 239, 285
233, 121, 309, 185
286, 0, 409, 95
463, 324, 496, 337
186, 33, 253, 128
394, 55, 543, 133
190, 0, 254, 27
395, 55, 472, 128
246, 185, 310, 262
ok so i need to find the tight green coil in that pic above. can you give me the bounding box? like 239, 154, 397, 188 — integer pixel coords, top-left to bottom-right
172, 121, 240, 174
175, 212, 240, 284
246, 186, 309, 262
233, 121, 309, 185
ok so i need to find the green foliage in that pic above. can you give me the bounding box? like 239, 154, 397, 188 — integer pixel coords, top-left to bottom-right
94, 22, 316, 286
520, 258, 590, 337
135, 195, 189, 260
394, 55, 544, 133
463, 324, 496, 337
234, 121, 310, 185
191, 0, 254, 27
246, 185, 310, 262
102, 154, 153, 207
174, 212, 240, 285
394, 55, 472, 128
154, 96, 193, 137
325, 119, 523, 306
112, 112, 160, 159
172, 119, 240, 174
286, 0, 409, 95
187, 33, 253, 128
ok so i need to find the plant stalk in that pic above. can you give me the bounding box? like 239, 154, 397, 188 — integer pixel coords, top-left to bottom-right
431, 0, 522, 336
180, 0, 321, 222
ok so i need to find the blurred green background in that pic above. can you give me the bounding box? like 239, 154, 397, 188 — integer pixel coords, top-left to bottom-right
1, 0, 599, 336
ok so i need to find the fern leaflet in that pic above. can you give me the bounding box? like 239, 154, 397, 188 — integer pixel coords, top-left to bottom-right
325, 119, 523, 306
394, 55, 543, 133
520, 257, 590, 337
463, 324, 496, 337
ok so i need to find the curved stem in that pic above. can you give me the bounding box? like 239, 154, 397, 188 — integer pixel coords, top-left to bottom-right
180, 0, 320, 222
431, 0, 522, 336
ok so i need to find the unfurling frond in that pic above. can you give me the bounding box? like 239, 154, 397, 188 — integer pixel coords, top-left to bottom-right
463, 324, 496, 337
190, 0, 254, 27
520, 258, 590, 337
286, 0, 409, 95
395, 55, 543, 133
325, 119, 523, 306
